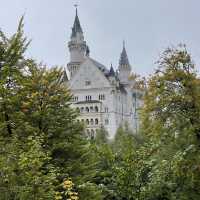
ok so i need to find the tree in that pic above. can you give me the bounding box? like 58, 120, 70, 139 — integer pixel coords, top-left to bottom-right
139, 45, 200, 199
94, 126, 109, 145
102, 45, 200, 200
0, 17, 57, 199
0, 17, 101, 199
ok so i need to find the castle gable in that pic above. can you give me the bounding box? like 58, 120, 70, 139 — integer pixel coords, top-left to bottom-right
69, 58, 112, 90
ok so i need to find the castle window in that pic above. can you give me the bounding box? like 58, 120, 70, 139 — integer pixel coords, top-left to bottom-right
85, 80, 91, 86
99, 94, 105, 100
105, 119, 109, 125
86, 95, 92, 101
90, 119, 94, 125
95, 106, 99, 112
90, 106, 94, 112
86, 119, 89, 125
86, 129, 90, 137
105, 107, 108, 113
91, 129, 95, 140
95, 118, 99, 125
86, 107, 89, 112
80, 107, 84, 112
72, 96, 78, 102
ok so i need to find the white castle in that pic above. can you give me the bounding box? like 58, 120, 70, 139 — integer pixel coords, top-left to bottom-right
64, 8, 142, 138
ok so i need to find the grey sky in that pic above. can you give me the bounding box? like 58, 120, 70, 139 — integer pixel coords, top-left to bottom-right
0, 0, 199, 76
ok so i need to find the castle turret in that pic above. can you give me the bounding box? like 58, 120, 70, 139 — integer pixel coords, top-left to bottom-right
67, 7, 88, 79
118, 41, 131, 84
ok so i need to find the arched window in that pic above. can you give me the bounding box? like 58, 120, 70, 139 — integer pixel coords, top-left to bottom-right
80, 107, 84, 112
95, 106, 99, 112
90, 106, 94, 112
86, 129, 90, 137
91, 129, 95, 140
90, 119, 94, 125
86, 119, 89, 125
86, 107, 89, 112
95, 118, 98, 125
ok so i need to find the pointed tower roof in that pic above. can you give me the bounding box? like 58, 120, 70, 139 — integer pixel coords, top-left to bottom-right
119, 41, 130, 66
71, 7, 83, 38
109, 63, 115, 76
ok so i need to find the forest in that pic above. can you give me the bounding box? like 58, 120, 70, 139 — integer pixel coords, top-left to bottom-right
0, 18, 200, 200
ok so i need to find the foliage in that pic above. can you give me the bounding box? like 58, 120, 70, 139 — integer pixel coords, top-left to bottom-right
0, 17, 99, 199
139, 45, 200, 199
96, 45, 200, 200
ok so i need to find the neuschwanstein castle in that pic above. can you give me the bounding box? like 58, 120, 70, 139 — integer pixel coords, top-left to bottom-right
64, 8, 142, 138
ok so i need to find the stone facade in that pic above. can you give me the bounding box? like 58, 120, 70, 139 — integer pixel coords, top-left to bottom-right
65, 8, 142, 139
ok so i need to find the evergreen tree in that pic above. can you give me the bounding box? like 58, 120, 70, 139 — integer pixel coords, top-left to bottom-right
0, 17, 57, 199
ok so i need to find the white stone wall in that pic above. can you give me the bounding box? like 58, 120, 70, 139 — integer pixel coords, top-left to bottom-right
70, 86, 117, 138
67, 54, 141, 138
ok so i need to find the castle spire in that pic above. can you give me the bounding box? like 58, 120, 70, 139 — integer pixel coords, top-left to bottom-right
71, 5, 83, 38
68, 5, 87, 79
119, 41, 130, 66
118, 41, 131, 84
109, 63, 115, 76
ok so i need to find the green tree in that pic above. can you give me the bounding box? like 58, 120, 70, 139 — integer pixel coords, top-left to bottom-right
140, 45, 200, 199
104, 45, 200, 200
0, 17, 57, 199
95, 126, 109, 145
0, 17, 101, 199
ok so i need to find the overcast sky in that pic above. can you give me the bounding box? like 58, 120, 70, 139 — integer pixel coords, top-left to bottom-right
0, 0, 199, 76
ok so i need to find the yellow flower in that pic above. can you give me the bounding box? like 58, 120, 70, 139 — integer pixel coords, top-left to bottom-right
55, 195, 63, 200
63, 179, 73, 189
70, 196, 79, 200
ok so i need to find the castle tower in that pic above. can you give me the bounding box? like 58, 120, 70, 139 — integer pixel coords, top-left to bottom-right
118, 41, 131, 84
67, 7, 88, 79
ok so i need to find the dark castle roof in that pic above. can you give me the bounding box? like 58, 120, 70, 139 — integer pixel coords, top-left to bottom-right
71, 8, 83, 38
119, 42, 130, 67
108, 64, 115, 76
